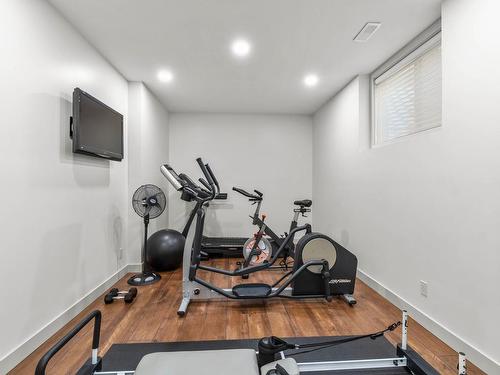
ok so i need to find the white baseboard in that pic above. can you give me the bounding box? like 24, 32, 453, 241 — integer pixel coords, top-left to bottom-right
127, 263, 142, 272
357, 269, 499, 375
0, 264, 136, 374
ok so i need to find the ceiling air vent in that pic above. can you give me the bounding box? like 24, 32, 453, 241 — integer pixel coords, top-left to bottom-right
354, 22, 381, 42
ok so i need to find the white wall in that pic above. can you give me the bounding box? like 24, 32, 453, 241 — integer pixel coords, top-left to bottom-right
0, 0, 129, 372
168, 113, 312, 240
128, 82, 170, 263
312, 1, 500, 372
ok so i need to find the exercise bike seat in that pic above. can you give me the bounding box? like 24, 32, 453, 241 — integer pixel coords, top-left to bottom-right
294, 199, 312, 208
135, 349, 259, 375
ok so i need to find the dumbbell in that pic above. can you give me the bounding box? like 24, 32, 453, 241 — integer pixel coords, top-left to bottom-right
104, 287, 138, 304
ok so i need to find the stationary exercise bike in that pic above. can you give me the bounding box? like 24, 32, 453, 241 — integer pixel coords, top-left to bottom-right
232, 186, 312, 276
162, 158, 358, 316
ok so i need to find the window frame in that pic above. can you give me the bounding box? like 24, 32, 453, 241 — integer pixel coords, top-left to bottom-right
370, 20, 442, 147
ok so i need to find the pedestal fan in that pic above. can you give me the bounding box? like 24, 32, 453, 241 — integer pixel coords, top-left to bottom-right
128, 184, 166, 286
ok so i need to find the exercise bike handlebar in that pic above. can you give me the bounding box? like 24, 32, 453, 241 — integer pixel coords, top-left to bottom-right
232, 186, 262, 200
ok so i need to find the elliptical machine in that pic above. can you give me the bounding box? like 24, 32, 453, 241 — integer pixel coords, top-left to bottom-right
162, 158, 358, 317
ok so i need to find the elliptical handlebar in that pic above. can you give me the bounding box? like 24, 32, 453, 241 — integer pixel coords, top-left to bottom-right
198, 178, 211, 191
161, 160, 218, 203
196, 157, 216, 201
205, 163, 220, 191
178, 173, 211, 200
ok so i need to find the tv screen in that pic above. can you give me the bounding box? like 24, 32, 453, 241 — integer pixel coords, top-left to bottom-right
72, 88, 124, 161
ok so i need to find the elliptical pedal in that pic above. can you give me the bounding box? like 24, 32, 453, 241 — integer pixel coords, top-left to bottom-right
232, 283, 272, 297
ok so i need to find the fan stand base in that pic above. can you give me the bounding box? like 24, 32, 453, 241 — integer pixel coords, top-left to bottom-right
127, 272, 161, 286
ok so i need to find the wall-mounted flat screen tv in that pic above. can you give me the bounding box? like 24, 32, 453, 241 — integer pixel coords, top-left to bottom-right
71, 88, 124, 161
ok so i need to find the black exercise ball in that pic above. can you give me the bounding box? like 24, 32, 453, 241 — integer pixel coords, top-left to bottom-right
146, 229, 185, 271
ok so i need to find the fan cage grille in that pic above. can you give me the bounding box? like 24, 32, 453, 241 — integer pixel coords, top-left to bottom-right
132, 184, 166, 219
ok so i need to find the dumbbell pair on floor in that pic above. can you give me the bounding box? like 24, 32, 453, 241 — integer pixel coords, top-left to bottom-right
104, 287, 138, 304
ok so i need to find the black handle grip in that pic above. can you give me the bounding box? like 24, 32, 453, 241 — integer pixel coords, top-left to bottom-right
196, 158, 215, 186
254, 189, 263, 197
196, 179, 212, 197
179, 173, 197, 189
233, 187, 260, 200
199, 178, 211, 191
233, 186, 253, 197
196, 158, 216, 201
205, 164, 219, 190
35, 310, 101, 375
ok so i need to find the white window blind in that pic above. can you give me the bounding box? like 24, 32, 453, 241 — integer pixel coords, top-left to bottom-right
373, 33, 442, 145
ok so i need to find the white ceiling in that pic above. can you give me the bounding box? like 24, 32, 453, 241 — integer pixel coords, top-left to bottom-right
48, 0, 441, 114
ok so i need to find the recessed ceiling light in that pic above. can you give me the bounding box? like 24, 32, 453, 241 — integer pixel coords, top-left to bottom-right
157, 69, 174, 83
303, 74, 319, 87
231, 39, 251, 57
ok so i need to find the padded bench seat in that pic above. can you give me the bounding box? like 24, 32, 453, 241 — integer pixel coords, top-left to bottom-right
294, 199, 312, 207
134, 349, 259, 375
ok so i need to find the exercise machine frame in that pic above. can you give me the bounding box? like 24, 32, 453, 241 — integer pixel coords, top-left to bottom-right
178, 206, 357, 316
170, 158, 357, 316
35, 310, 467, 375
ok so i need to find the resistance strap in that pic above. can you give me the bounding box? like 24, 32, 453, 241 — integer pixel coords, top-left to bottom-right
286, 321, 402, 357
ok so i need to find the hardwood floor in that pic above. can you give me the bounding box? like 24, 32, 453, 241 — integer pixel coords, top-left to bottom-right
10, 259, 485, 374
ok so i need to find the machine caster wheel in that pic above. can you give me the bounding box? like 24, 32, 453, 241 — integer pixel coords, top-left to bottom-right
177, 311, 186, 317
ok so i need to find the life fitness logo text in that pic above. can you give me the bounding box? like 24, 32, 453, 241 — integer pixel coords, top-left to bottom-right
329, 279, 352, 284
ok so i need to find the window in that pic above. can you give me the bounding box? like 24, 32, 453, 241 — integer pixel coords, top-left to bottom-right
372, 26, 442, 146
